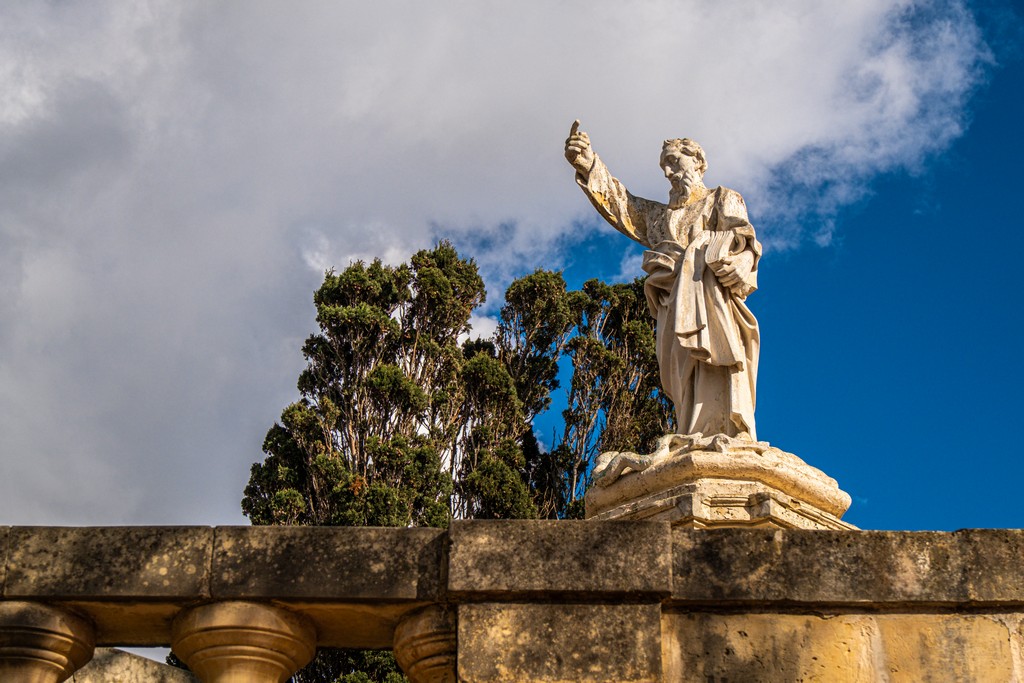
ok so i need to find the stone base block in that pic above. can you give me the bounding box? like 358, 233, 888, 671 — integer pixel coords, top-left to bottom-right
589, 478, 854, 529
662, 613, 1021, 682
458, 603, 661, 682
585, 437, 856, 530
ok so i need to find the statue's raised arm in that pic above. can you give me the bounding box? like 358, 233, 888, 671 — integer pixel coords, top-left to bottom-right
564, 120, 658, 248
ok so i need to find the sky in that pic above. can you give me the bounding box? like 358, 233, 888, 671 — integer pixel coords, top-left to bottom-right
1, 0, 1022, 532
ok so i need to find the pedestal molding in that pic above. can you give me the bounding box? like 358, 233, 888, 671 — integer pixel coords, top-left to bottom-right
586, 443, 855, 529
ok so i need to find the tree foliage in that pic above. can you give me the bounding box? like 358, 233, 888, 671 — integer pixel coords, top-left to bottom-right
240, 242, 672, 682
556, 278, 674, 516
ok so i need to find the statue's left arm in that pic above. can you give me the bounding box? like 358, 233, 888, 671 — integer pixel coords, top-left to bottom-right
709, 188, 761, 299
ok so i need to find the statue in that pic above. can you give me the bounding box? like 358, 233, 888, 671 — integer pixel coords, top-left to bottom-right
566, 122, 855, 529
564, 120, 761, 443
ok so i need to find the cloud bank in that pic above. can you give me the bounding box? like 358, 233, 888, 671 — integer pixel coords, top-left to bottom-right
0, 1, 991, 524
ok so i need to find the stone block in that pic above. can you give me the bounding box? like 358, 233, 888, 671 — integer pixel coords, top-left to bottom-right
671, 528, 971, 605
671, 527, 786, 602
4, 527, 212, 599
662, 612, 876, 682
459, 603, 661, 682
874, 614, 1018, 681
957, 528, 1024, 603
663, 612, 1023, 682
778, 529, 966, 603
448, 520, 671, 598
211, 526, 445, 601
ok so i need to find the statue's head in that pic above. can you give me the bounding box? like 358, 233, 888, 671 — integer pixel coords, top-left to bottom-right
661, 138, 706, 208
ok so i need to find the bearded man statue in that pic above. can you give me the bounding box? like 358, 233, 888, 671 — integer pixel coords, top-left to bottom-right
565, 122, 760, 441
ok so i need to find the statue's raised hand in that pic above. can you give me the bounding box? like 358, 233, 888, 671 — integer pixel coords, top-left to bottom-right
565, 119, 595, 174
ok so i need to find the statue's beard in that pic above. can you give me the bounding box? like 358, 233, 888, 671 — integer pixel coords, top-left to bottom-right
667, 170, 701, 208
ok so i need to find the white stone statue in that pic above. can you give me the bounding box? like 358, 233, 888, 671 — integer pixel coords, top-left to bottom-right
565, 120, 761, 443
567, 122, 855, 530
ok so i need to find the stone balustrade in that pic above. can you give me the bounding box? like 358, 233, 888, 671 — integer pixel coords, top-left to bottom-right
2, 523, 1024, 681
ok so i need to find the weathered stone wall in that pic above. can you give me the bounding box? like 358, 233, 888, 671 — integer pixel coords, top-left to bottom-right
2, 523, 1023, 681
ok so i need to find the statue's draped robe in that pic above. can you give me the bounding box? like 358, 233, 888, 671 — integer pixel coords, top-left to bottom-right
577, 157, 761, 439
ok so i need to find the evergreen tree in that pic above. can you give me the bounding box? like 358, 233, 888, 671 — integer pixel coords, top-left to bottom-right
555, 278, 673, 517
240, 243, 671, 681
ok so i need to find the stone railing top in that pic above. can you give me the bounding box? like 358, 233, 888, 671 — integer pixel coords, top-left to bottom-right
670, 527, 1024, 606
448, 520, 672, 598
3, 523, 1024, 648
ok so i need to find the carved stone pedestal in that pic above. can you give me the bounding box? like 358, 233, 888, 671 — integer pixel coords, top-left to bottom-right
585, 436, 856, 529
172, 601, 316, 683
0, 601, 95, 683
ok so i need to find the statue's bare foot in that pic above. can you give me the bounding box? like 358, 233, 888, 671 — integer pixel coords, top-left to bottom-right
594, 451, 656, 487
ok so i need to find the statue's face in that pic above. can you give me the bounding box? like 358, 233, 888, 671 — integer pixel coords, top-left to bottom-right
662, 149, 702, 207
662, 150, 700, 186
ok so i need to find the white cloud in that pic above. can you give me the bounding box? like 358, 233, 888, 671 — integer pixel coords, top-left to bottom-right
0, 1, 992, 524
614, 249, 646, 285
464, 315, 500, 343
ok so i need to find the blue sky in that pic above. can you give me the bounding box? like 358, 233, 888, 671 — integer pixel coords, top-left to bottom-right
759, 40, 1024, 531
1, 1, 1020, 530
